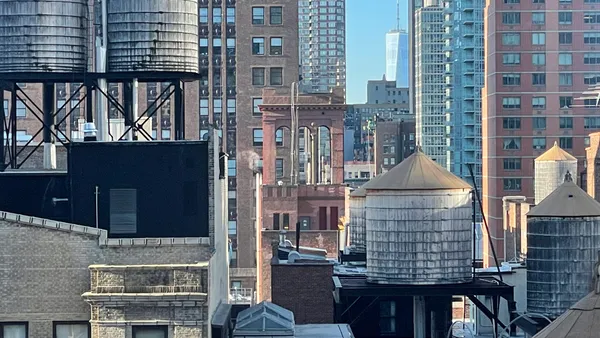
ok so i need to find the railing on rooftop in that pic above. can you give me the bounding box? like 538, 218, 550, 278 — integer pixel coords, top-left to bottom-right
229, 288, 255, 305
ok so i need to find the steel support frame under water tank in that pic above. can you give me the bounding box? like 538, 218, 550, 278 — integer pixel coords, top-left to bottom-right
333, 276, 517, 338
0, 71, 200, 171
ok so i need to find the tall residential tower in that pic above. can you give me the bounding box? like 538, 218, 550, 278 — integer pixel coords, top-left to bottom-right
298, 0, 346, 95
482, 0, 596, 264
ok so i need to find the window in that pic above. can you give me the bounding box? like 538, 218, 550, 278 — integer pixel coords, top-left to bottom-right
585, 117, 600, 129
560, 137, 573, 149
3, 99, 8, 116
213, 8, 222, 24
199, 99, 208, 116
504, 178, 522, 191
559, 32, 572, 44
503, 138, 521, 150
252, 7, 265, 25
502, 97, 521, 109
199, 38, 208, 55
502, 74, 521, 86
532, 73, 546, 85
227, 7, 235, 24
503, 117, 521, 129
213, 99, 222, 115
532, 33, 545, 45
586, 137, 591, 147
270, 6, 283, 25
380, 301, 396, 334
504, 0, 520, 2
559, 73, 573, 86
270, 37, 283, 55
270, 67, 283, 86
585, 53, 600, 64
253, 129, 263, 146
228, 221, 237, 235
199, 8, 208, 24
16, 100, 26, 117
226, 38, 235, 55
502, 33, 521, 45
532, 117, 546, 129
253, 98, 263, 115
559, 53, 572, 66
276, 129, 283, 146
532, 97, 546, 109
390, 157, 396, 165
252, 68, 265, 86
503, 158, 522, 170
213, 38, 222, 54
502, 53, 520, 65
585, 12, 600, 24
231, 248, 237, 267
384, 158, 389, 165
559, 12, 572, 24
560, 96, 573, 109
584, 74, 600, 85
532, 12, 545, 24
227, 99, 236, 116
533, 137, 546, 150
560, 116, 573, 129
272, 213, 280, 230
276, 159, 284, 178
1, 323, 27, 338
282, 213, 290, 229
228, 159, 236, 176
584, 32, 600, 44
109, 189, 137, 234
252, 37, 265, 55
132, 326, 167, 338
502, 13, 521, 24
54, 322, 89, 338
533, 0, 544, 3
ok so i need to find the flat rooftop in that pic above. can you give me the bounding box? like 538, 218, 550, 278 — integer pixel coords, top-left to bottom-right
295, 324, 354, 338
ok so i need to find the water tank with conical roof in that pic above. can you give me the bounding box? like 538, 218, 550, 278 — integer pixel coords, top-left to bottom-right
534, 141, 578, 204
107, 0, 199, 73
527, 176, 600, 318
0, 0, 89, 73
365, 149, 473, 285
349, 173, 386, 252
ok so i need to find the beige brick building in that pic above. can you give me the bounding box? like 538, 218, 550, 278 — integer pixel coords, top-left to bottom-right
0, 132, 229, 338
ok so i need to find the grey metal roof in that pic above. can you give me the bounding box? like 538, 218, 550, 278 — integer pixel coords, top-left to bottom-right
365, 148, 472, 191
533, 292, 600, 338
234, 301, 295, 336
349, 173, 387, 197
527, 181, 600, 218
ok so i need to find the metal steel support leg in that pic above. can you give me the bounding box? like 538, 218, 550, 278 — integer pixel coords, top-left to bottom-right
0, 91, 4, 171
124, 81, 133, 140
9, 86, 17, 169
413, 296, 426, 338
43, 83, 56, 169
174, 80, 184, 140
85, 80, 94, 123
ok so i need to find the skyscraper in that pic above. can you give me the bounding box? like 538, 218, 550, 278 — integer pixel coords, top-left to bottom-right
443, 0, 484, 192
298, 0, 346, 95
482, 1, 595, 265
414, 3, 446, 168
385, 29, 409, 87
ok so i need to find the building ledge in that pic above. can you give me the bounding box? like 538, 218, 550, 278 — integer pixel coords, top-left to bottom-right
90, 320, 204, 326
100, 237, 211, 247
230, 268, 257, 277
82, 292, 208, 303
88, 262, 209, 270
1, 211, 107, 240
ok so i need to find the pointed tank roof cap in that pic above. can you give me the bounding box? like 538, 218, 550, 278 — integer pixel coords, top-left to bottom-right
528, 181, 600, 217
365, 147, 472, 191
535, 141, 577, 162
350, 173, 387, 198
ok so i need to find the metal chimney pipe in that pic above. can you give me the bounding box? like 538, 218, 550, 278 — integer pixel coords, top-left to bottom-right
295, 222, 301, 254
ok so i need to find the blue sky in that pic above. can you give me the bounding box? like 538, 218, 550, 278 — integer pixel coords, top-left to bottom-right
346, 0, 408, 104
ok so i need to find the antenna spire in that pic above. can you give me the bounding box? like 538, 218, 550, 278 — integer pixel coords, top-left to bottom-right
396, 0, 400, 31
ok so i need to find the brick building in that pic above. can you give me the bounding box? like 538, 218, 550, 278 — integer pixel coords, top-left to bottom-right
230, 0, 300, 291
0, 133, 229, 338
374, 119, 416, 174
482, 0, 598, 265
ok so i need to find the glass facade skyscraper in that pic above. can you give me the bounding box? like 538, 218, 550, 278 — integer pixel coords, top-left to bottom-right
443, 0, 484, 192
386, 29, 409, 88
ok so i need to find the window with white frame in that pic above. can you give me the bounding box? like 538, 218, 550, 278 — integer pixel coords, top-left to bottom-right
132, 326, 167, 338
